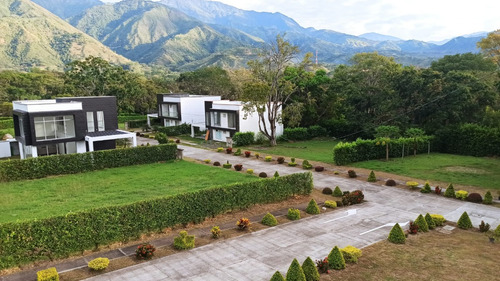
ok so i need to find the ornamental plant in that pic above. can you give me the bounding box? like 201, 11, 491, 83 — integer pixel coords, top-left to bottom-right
483, 191, 493, 204
430, 214, 446, 226
233, 148, 242, 156
302, 257, 320, 281
234, 164, 243, 171
388, 223, 406, 244
277, 157, 285, 164
408, 221, 419, 234
306, 199, 321, 215
222, 161, 232, 169
340, 246, 362, 263
333, 186, 343, 197
203, 159, 211, 164
37, 267, 59, 281
287, 208, 301, 220
324, 200, 337, 208
88, 257, 110, 271
406, 181, 419, 189
455, 190, 468, 200
314, 166, 325, 172
213, 161, 221, 166
265, 156, 272, 162
466, 193, 483, 203
286, 258, 306, 281
385, 179, 396, 186
479, 221, 490, 233
367, 171, 376, 182
136, 243, 156, 260
315, 258, 329, 274
244, 151, 251, 157
259, 172, 268, 178
226, 147, 232, 154
421, 182, 431, 193
457, 212, 473, 229
415, 214, 429, 232
246, 169, 254, 174
274, 171, 280, 178
288, 162, 298, 167
302, 160, 313, 169
444, 183, 455, 198
270, 271, 286, 281
327, 246, 345, 270
211, 226, 221, 239
174, 231, 195, 250
236, 218, 251, 230
261, 212, 278, 227
255, 152, 260, 159
347, 170, 357, 178
322, 187, 333, 195
217, 147, 224, 152
425, 213, 436, 230
494, 224, 500, 238
435, 186, 442, 195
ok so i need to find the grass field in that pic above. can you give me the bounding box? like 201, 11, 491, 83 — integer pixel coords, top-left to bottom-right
246, 139, 339, 163
351, 153, 500, 190
0, 161, 258, 223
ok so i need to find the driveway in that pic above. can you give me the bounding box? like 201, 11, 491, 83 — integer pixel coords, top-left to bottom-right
85, 145, 500, 281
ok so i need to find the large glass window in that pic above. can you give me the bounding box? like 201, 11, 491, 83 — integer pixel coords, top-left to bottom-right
34, 115, 75, 141
211, 112, 221, 126
97, 111, 105, 131
162, 104, 179, 118
87, 112, 95, 132
227, 113, 236, 129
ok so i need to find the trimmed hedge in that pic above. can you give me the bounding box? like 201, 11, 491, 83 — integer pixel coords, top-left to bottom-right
156, 123, 191, 136
0, 118, 13, 130
282, 127, 310, 141
0, 144, 178, 182
434, 124, 500, 157
0, 172, 313, 269
233, 132, 255, 146
117, 115, 147, 123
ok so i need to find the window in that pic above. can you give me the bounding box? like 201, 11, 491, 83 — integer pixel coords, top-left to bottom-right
227, 113, 236, 129
211, 112, 221, 126
162, 104, 178, 118
34, 115, 75, 141
97, 111, 105, 131
87, 112, 95, 132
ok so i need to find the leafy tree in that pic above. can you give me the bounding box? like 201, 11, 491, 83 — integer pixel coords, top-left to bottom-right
374, 125, 400, 161
177, 66, 236, 99
405, 128, 426, 156
430, 53, 496, 73
477, 30, 500, 68
388, 223, 406, 244
286, 258, 306, 281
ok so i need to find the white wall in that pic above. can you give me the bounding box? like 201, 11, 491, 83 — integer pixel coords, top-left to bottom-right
239, 103, 284, 139
0, 141, 11, 158
212, 129, 231, 142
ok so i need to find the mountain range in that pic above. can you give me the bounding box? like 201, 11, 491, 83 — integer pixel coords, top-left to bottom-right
0, 0, 487, 71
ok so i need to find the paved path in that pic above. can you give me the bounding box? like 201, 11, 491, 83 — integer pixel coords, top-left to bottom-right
86, 145, 500, 281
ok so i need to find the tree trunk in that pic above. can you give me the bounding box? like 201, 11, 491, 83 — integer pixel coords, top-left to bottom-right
386, 143, 389, 161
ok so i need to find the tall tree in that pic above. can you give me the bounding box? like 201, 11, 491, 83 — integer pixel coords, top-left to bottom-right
430, 53, 496, 73
176, 67, 237, 99
477, 30, 500, 68
374, 125, 400, 161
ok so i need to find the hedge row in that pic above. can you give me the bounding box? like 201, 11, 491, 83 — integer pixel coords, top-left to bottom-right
117, 115, 147, 123
333, 138, 430, 165
0, 144, 177, 182
0, 118, 13, 130
281, 125, 328, 141
434, 124, 500, 157
156, 123, 191, 136
0, 172, 313, 269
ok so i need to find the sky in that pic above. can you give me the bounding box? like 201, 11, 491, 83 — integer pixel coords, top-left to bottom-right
101, 0, 499, 42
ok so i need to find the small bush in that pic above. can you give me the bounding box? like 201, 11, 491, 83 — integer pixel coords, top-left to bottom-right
408, 221, 419, 234
483, 191, 493, 204
385, 179, 396, 186
347, 170, 357, 178
415, 214, 429, 232
302, 160, 313, 169
274, 171, 280, 178
211, 226, 221, 239
494, 224, 500, 238
154, 132, 168, 144
175, 139, 180, 144
226, 147, 232, 154
306, 199, 320, 214
466, 193, 483, 203
136, 243, 156, 260
421, 182, 431, 193
234, 164, 243, 171
456, 190, 468, 200
444, 183, 455, 198
88, 258, 109, 271
288, 162, 298, 167
283, 127, 310, 141
288, 208, 301, 220
333, 186, 343, 197
223, 163, 232, 169
406, 181, 419, 189
322, 187, 333, 195
341, 246, 362, 263
343, 190, 364, 205
265, 156, 272, 162
270, 271, 286, 281
315, 258, 329, 274
236, 218, 251, 230
233, 148, 242, 156
261, 213, 278, 227
367, 171, 376, 182
479, 221, 490, 233
314, 166, 324, 172
37, 267, 59, 281
425, 213, 436, 230
324, 200, 337, 208
435, 186, 442, 195
213, 161, 221, 166
259, 172, 268, 178
244, 151, 251, 157
431, 214, 446, 226
203, 159, 211, 164
286, 258, 307, 281
246, 169, 254, 174
277, 157, 285, 164
327, 246, 345, 270
233, 132, 254, 146
174, 231, 195, 250
302, 256, 320, 281
255, 152, 260, 159
335, 200, 343, 207
388, 223, 406, 244
457, 212, 473, 229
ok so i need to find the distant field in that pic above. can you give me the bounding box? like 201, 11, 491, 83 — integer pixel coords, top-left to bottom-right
351, 153, 500, 190
246, 139, 339, 163
0, 161, 258, 223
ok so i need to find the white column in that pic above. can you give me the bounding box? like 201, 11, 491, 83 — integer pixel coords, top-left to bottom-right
31, 146, 38, 158
191, 124, 195, 138
88, 140, 94, 152
147, 115, 151, 127
18, 142, 25, 159
131, 136, 137, 147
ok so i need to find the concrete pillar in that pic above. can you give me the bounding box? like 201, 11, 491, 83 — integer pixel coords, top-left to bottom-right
88, 140, 94, 152
131, 135, 137, 147
18, 141, 25, 159
147, 115, 151, 127
191, 124, 195, 138
31, 146, 38, 158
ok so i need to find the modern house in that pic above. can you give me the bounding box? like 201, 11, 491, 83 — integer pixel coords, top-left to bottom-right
12, 96, 136, 159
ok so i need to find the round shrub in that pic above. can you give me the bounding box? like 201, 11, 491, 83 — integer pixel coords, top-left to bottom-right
246, 169, 254, 174
217, 147, 224, 152
270, 271, 286, 281
466, 193, 482, 203
222, 163, 232, 169
430, 214, 446, 226
324, 200, 337, 208
88, 257, 110, 271
234, 164, 243, 171
444, 183, 455, 198
154, 132, 168, 144
288, 162, 298, 167
265, 156, 272, 162
425, 213, 436, 230
211, 226, 221, 239
483, 191, 493, 204
203, 159, 211, 164
314, 166, 325, 172
302, 160, 313, 169
421, 182, 431, 193
213, 161, 221, 166
455, 190, 468, 200
457, 211, 473, 229
348, 170, 357, 178
259, 172, 268, 178
415, 214, 429, 232
388, 223, 406, 244
327, 246, 345, 270
406, 181, 419, 189
385, 179, 396, 186
136, 243, 156, 260
333, 186, 343, 197
173, 231, 195, 250
340, 246, 362, 263
322, 187, 333, 195
286, 258, 306, 281
367, 171, 376, 182
37, 268, 59, 281
479, 221, 490, 233
287, 208, 301, 220
277, 157, 285, 164
236, 218, 251, 230
306, 199, 320, 215
302, 257, 320, 281
261, 212, 278, 227
233, 148, 242, 156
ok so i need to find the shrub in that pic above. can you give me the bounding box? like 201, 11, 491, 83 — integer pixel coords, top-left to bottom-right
327, 246, 345, 270
308, 125, 327, 138
333, 186, 343, 197
213, 161, 221, 166
435, 186, 442, 195
261, 213, 278, 227
430, 214, 446, 226
314, 166, 324, 172
259, 172, 268, 178
246, 169, 254, 174
456, 190, 468, 200
406, 181, 419, 189
156, 123, 191, 136
175, 139, 180, 144
408, 221, 419, 234
37, 267, 59, 281
457, 212, 473, 229
444, 183, 455, 198
236, 218, 251, 230
302, 160, 313, 169
88, 258, 109, 271
223, 163, 232, 169
173, 231, 195, 250
234, 164, 243, 171
335, 200, 343, 207
155, 132, 168, 144
277, 157, 285, 164
288, 162, 298, 167
347, 170, 357, 178
136, 243, 156, 260
226, 147, 232, 154
315, 258, 329, 274
322, 187, 333, 195
270, 271, 286, 281
288, 208, 301, 220
286, 258, 307, 281
203, 159, 211, 164
340, 246, 362, 264
388, 223, 406, 244
466, 193, 483, 203
494, 224, 500, 238
306, 199, 320, 215
255, 152, 260, 159
367, 171, 376, 182
283, 127, 310, 141
244, 151, 251, 157
479, 221, 490, 233
484, 191, 493, 204
211, 226, 221, 239
265, 156, 272, 162
302, 257, 320, 281
425, 213, 436, 230
274, 171, 280, 178
421, 182, 431, 193
415, 214, 429, 232
217, 147, 224, 152
324, 201, 337, 208
233, 132, 255, 146
233, 148, 242, 156
385, 179, 396, 186
343, 190, 364, 205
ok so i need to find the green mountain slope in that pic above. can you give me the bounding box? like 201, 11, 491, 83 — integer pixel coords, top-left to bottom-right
0, 0, 133, 71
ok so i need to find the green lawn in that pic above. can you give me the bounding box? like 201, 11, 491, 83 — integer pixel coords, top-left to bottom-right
0, 161, 258, 223
351, 153, 500, 190
246, 139, 339, 163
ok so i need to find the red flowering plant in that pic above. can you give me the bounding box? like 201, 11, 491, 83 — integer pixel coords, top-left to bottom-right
435, 186, 442, 195
316, 257, 329, 274
226, 147, 233, 154
244, 151, 251, 157
236, 218, 251, 230
136, 243, 156, 260
408, 221, 419, 234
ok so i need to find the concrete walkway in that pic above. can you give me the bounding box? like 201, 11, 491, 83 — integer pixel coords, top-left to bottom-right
84, 145, 500, 281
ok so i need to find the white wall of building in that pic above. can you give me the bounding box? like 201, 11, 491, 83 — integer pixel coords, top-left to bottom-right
162, 95, 221, 130
0, 141, 11, 158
